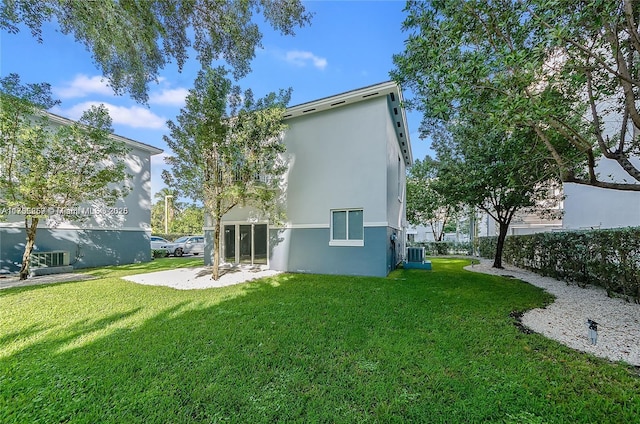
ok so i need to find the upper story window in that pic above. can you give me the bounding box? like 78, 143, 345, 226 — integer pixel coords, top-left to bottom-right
330, 209, 364, 246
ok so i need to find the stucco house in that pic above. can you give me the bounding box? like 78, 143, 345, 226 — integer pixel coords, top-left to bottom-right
0, 112, 163, 274
204, 81, 413, 277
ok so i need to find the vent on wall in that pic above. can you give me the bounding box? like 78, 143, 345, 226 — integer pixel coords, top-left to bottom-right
31, 251, 70, 268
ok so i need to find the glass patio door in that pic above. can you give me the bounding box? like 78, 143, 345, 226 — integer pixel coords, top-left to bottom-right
223, 223, 268, 265
224, 225, 236, 263
239, 225, 252, 264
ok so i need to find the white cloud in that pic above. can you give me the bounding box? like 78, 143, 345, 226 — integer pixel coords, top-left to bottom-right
54, 74, 113, 98
285, 50, 328, 70
53, 101, 166, 130
149, 87, 189, 106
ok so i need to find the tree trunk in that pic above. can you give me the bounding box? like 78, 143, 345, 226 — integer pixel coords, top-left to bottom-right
19, 216, 39, 280
493, 221, 509, 269
212, 216, 221, 281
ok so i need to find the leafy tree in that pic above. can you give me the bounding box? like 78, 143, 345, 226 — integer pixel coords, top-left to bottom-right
152, 188, 179, 233
433, 119, 560, 268
0, 74, 129, 279
163, 67, 289, 280
1, 0, 311, 103
171, 204, 204, 234
406, 156, 459, 241
150, 196, 204, 235
393, 0, 640, 191
151, 201, 166, 234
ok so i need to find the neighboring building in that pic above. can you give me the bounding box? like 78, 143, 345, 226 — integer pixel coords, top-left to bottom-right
0, 112, 163, 274
479, 156, 640, 236
480, 183, 564, 237
204, 81, 413, 277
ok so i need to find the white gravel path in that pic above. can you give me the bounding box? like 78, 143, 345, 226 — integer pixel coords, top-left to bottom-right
122, 264, 281, 290
465, 259, 640, 366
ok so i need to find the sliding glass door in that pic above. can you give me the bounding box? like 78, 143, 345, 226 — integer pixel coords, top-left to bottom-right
223, 223, 268, 265
224, 225, 236, 263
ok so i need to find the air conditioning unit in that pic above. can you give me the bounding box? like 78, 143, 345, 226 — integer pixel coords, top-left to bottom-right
406, 247, 425, 263
31, 251, 70, 268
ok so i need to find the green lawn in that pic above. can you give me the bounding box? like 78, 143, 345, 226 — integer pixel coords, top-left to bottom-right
1, 258, 638, 423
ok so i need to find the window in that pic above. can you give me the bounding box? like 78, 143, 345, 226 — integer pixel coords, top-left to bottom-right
330, 209, 364, 246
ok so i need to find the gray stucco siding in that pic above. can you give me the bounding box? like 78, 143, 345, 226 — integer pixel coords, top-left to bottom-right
203, 226, 392, 277
0, 228, 150, 273
268, 226, 391, 277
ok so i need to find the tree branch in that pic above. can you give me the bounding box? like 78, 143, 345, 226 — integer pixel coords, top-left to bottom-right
528, 6, 640, 86
603, 23, 640, 128
623, 0, 640, 54
564, 175, 640, 191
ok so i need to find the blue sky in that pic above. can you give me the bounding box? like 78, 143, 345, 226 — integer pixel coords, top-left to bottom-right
0, 0, 431, 198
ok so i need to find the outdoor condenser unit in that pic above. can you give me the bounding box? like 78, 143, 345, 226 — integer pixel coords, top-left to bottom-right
406, 247, 425, 263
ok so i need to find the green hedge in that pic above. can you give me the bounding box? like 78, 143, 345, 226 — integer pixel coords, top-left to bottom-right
410, 241, 473, 256
478, 227, 640, 301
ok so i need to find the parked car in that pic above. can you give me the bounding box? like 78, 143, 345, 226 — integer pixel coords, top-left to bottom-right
170, 235, 205, 257
150, 236, 175, 256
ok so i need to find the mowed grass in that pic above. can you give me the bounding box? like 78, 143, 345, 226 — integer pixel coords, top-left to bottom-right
1, 259, 638, 423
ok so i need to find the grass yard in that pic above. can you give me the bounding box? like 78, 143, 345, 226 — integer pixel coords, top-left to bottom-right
1, 258, 638, 423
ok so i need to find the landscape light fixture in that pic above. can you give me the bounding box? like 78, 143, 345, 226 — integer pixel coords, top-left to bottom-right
587, 319, 598, 345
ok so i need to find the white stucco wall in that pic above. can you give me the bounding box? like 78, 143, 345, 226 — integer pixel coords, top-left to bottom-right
1, 142, 156, 232
223, 97, 394, 227
285, 97, 389, 226
563, 153, 640, 229
563, 181, 640, 229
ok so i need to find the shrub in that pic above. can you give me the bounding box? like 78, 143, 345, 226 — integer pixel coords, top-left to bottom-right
478, 227, 640, 301
151, 249, 168, 258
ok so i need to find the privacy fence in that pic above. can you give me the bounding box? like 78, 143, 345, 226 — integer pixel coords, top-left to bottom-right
478, 227, 640, 302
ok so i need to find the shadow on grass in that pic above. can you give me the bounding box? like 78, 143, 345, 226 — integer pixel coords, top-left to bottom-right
1, 259, 639, 423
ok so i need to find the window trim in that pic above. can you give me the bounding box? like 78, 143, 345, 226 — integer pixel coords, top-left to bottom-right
330, 208, 364, 247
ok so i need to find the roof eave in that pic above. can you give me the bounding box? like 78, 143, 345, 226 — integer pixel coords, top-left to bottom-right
43, 111, 164, 155
283, 81, 413, 166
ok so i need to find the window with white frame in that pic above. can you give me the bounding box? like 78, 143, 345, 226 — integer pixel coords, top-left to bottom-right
330, 209, 364, 246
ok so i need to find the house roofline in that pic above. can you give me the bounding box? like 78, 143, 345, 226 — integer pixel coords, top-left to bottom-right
284, 81, 413, 166
44, 111, 164, 155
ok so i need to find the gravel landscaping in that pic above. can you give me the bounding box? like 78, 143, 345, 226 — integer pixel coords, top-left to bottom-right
122, 264, 281, 290
466, 259, 640, 366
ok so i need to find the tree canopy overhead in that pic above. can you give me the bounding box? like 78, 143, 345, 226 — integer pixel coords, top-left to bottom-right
1, 0, 312, 103
393, 0, 640, 191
